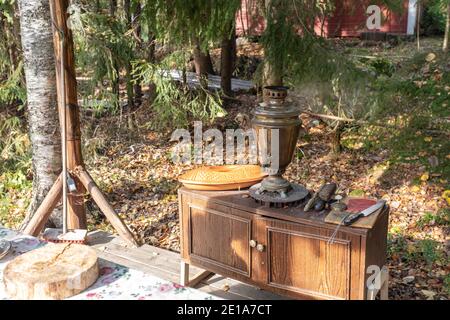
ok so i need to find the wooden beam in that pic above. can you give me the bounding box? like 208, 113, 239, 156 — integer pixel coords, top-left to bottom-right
188, 270, 214, 288
49, 0, 86, 229
23, 174, 63, 236
75, 167, 139, 247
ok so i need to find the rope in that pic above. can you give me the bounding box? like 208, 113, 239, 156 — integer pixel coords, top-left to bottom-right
327, 214, 348, 245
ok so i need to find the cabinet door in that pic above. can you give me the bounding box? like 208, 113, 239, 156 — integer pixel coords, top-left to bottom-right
254, 217, 362, 300
183, 199, 253, 278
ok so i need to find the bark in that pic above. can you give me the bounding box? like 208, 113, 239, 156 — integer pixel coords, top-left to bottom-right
443, 3, 450, 53
263, 61, 283, 86
204, 51, 215, 75
109, 0, 117, 16
416, 2, 421, 51
220, 24, 236, 97
109, 0, 119, 103
17, 0, 62, 229
0, 4, 21, 71
146, 32, 156, 98
12, 1, 22, 62
262, 0, 283, 86
193, 41, 215, 88
4, 2, 22, 70
148, 33, 156, 62
330, 123, 344, 155
124, 0, 133, 108
133, 1, 142, 105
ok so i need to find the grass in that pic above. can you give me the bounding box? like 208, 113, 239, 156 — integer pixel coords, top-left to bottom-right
342, 39, 450, 189
0, 113, 31, 229
417, 208, 450, 228
388, 232, 447, 267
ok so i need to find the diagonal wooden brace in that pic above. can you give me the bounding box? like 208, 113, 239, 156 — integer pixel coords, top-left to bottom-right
74, 166, 139, 247
23, 174, 63, 236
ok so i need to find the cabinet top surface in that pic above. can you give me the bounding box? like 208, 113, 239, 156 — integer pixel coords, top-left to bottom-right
179, 187, 388, 235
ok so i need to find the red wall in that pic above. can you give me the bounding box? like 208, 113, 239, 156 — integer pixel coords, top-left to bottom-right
236, 0, 410, 38
318, 0, 409, 37
235, 0, 265, 37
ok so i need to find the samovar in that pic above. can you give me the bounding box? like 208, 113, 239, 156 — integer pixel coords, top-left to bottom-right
249, 86, 308, 206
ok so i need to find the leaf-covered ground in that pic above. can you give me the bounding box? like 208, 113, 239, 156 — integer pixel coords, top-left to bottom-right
1, 37, 448, 300
80, 96, 448, 300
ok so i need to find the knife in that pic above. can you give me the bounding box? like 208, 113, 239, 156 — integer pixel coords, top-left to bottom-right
343, 200, 386, 226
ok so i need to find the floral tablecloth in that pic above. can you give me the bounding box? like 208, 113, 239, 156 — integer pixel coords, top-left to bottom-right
0, 226, 218, 300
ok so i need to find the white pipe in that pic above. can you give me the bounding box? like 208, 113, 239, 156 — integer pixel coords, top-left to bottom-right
407, 0, 418, 35
60, 31, 68, 235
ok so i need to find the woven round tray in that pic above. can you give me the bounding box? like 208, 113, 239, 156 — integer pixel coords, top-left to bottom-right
178, 165, 266, 191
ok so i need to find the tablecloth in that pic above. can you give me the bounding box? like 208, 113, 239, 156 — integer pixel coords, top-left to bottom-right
0, 226, 217, 300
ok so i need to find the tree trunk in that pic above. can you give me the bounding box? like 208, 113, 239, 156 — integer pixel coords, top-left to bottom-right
443, 3, 450, 53
3, 2, 22, 70
193, 42, 214, 88
17, 0, 62, 228
133, 1, 142, 105
124, 0, 134, 108
109, 0, 117, 16
262, 0, 283, 86
330, 123, 344, 155
204, 51, 215, 75
109, 0, 119, 105
220, 24, 236, 97
148, 33, 156, 62
12, 0, 22, 63
416, 1, 421, 51
263, 61, 283, 86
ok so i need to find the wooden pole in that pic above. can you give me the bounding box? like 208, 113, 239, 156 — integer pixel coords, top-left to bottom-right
23, 174, 63, 236
49, 0, 86, 229
75, 167, 139, 247
22, 0, 138, 247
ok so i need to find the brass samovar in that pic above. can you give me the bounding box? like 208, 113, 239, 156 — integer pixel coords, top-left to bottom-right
249, 86, 308, 207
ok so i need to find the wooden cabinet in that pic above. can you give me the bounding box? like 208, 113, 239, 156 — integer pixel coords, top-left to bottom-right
179, 188, 389, 300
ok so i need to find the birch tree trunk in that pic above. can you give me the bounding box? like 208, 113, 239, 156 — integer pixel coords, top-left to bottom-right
17, 0, 62, 229
443, 3, 450, 53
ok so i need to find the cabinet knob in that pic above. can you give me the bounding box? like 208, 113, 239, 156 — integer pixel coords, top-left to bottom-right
256, 244, 265, 252
249, 240, 257, 248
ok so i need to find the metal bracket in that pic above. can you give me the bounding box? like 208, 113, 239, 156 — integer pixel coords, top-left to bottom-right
67, 172, 77, 193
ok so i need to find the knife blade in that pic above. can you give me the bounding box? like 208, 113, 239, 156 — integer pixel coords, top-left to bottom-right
343, 200, 386, 226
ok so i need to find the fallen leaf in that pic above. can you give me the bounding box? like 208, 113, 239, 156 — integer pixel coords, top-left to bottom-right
420, 172, 429, 182
421, 290, 436, 300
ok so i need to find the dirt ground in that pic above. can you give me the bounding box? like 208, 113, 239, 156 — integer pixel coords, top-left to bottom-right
82, 91, 448, 300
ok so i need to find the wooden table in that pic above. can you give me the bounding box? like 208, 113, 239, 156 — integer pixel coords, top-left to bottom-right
178, 188, 389, 300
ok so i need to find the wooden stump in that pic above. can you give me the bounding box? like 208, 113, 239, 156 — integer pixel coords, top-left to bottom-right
3, 243, 99, 300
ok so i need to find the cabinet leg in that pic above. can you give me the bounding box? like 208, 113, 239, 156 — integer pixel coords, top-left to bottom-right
180, 261, 214, 288
180, 261, 189, 286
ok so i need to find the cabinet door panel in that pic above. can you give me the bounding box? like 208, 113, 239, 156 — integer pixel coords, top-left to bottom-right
188, 204, 252, 277
260, 219, 360, 299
